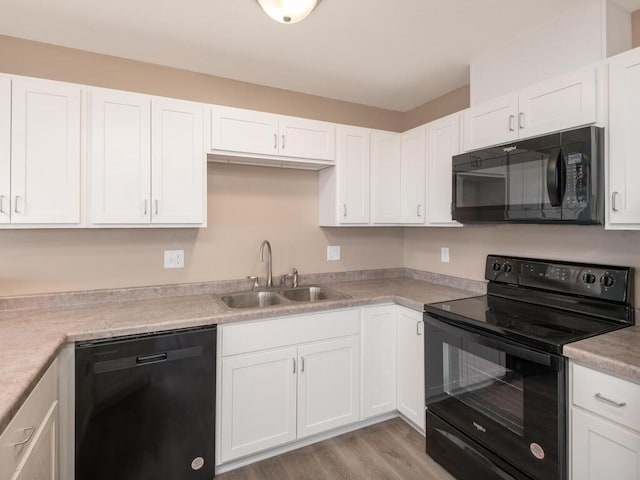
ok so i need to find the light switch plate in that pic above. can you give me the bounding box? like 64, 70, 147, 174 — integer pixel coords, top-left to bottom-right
164, 250, 185, 269
327, 245, 341, 261
441, 247, 450, 263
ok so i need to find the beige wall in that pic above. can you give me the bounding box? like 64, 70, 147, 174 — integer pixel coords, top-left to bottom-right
0, 164, 404, 295
404, 225, 640, 301
633, 9, 640, 48
404, 85, 470, 130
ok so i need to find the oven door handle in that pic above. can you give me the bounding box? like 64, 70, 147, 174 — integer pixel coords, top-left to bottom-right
424, 315, 556, 367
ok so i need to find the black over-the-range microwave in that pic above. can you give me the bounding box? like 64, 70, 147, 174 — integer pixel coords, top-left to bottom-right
451, 126, 603, 224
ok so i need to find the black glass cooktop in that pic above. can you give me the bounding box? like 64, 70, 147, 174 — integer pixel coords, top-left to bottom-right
424, 295, 629, 354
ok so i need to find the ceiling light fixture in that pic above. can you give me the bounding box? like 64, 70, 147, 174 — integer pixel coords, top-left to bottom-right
256, 0, 321, 24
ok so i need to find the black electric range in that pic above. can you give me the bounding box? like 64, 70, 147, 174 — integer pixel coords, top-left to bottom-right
424, 255, 634, 480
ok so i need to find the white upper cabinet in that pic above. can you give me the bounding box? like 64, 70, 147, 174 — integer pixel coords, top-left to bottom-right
89, 88, 152, 224
318, 125, 370, 225
400, 126, 426, 224
371, 131, 402, 224
463, 93, 519, 152
426, 113, 461, 226
463, 65, 600, 152
11, 77, 81, 224
90, 88, 205, 226
0, 76, 10, 225
518, 65, 598, 139
209, 106, 335, 166
210, 105, 278, 156
608, 47, 640, 229
151, 98, 205, 225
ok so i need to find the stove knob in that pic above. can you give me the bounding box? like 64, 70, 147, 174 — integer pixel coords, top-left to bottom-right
582, 273, 597, 284
600, 275, 615, 288
492, 262, 501, 272
503, 264, 513, 273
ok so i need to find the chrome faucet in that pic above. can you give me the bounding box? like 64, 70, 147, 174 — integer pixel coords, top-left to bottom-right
258, 240, 273, 288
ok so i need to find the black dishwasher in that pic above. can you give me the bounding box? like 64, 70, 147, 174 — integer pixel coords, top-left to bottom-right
75, 326, 216, 480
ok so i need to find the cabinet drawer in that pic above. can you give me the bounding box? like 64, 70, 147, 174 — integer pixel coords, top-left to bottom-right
222, 309, 361, 357
573, 363, 640, 431
0, 358, 58, 477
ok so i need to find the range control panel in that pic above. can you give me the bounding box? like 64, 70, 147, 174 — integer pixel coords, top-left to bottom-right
485, 255, 631, 303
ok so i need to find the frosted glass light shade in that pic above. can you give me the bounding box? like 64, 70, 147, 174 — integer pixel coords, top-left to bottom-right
256, 0, 321, 24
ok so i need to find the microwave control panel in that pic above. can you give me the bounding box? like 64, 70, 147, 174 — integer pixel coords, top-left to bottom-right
564, 153, 588, 208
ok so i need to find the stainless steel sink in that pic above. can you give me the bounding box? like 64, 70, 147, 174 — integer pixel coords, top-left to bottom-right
279, 286, 348, 303
219, 291, 289, 309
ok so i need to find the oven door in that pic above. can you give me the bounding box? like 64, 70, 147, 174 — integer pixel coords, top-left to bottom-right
425, 315, 566, 480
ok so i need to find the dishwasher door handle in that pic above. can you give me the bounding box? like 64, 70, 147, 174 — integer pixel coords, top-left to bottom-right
136, 353, 168, 365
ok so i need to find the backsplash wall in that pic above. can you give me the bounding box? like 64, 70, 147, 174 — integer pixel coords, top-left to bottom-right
404, 225, 640, 301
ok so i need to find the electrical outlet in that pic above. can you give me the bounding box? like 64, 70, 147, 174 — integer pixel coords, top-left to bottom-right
164, 250, 185, 269
441, 247, 450, 263
327, 245, 341, 261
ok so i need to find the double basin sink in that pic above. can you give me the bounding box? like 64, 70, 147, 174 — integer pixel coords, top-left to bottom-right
218, 286, 350, 310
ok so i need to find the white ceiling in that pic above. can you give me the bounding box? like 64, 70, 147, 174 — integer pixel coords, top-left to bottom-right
0, 0, 635, 111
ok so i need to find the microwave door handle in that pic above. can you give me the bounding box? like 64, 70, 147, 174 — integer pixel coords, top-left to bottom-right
546, 148, 563, 207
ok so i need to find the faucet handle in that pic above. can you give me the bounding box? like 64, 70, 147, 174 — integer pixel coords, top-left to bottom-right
291, 268, 299, 288
247, 276, 260, 291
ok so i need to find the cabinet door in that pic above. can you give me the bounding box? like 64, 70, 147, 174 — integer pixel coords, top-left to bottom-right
371, 131, 402, 224
572, 408, 640, 480
427, 113, 461, 226
396, 308, 425, 430
400, 127, 426, 224
518, 65, 597, 140
362, 306, 396, 419
210, 106, 278, 156
298, 337, 360, 438
462, 93, 518, 151
151, 98, 205, 224
220, 348, 297, 462
279, 117, 335, 161
337, 126, 370, 224
89, 88, 151, 224
16, 402, 58, 480
0, 76, 9, 225
608, 48, 640, 227
11, 78, 81, 224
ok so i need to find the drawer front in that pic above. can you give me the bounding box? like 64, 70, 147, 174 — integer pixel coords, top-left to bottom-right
222, 309, 361, 357
0, 358, 58, 478
573, 363, 640, 431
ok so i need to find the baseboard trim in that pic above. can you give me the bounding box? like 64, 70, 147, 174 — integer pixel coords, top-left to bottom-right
215, 412, 399, 474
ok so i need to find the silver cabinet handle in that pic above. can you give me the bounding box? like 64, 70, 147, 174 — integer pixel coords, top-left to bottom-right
14, 195, 21, 214
282, 134, 286, 150
519, 112, 525, 130
416, 320, 423, 336
595, 392, 626, 408
274, 133, 277, 150
155, 200, 159, 215
343, 204, 347, 217
292, 358, 296, 374
612, 192, 619, 212
508, 115, 515, 132
417, 204, 422, 217
300, 356, 305, 373
11, 426, 35, 447
143, 199, 148, 216
0, 195, 5, 214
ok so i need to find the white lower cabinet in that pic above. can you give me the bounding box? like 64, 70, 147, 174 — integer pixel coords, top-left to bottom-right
571, 362, 640, 480
396, 307, 425, 430
297, 337, 360, 438
14, 402, 59, 480
220, 348, 298, 462
362, 305, 397, 418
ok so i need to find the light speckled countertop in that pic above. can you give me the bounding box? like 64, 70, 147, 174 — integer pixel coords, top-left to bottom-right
564, 324, 640, 382
0, 275, 481, 435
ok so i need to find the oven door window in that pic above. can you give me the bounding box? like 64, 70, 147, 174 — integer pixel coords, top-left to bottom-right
443, 341, 523, 436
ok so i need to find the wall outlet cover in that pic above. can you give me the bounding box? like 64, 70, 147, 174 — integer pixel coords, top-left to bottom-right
327, 245, 341, 261
441, 247, 450, 263
164, 250, 185, 269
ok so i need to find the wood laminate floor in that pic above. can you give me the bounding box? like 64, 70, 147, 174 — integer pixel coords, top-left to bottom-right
217, 418, 454, 480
